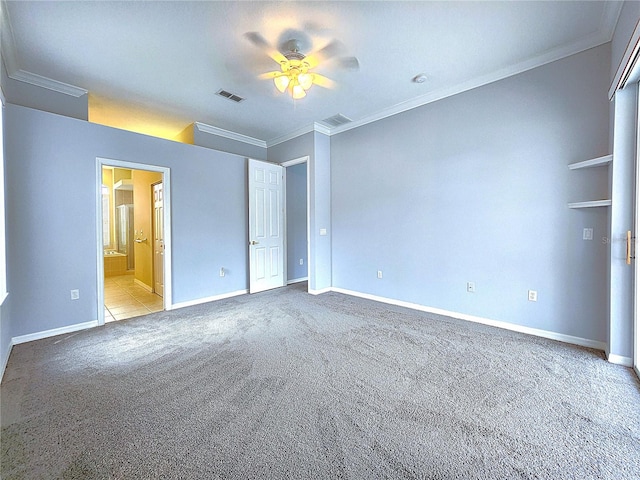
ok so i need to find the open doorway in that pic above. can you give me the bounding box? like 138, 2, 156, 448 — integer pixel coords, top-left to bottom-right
96, 158, 172, 325
282, 156, 309, 288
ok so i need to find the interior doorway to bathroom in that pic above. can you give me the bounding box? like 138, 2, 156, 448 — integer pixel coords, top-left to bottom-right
96, 158, 172, 325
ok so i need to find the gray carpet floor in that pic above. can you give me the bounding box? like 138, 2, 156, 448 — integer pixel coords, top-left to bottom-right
1, 282, 639, 479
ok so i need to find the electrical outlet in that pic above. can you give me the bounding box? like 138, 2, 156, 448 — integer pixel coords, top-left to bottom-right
583, 228, 593, 240
70, 289, 80, 300
377, 270, 383, 279
219, 268, 225, 277
528, 290, 538, 302
299, 258, 304, 265
467, 282, 475, 293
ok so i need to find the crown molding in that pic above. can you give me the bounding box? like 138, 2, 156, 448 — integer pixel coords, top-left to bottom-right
313, 122, 331, 136
266, 122, 330, 148
0, 0, 19, 75
601, 1, 624, 42
1, 1, 86, 97
195, 121, 267, 148
8, 69, 87, 97
267, 123, 315, 147
329, 31, 612, 136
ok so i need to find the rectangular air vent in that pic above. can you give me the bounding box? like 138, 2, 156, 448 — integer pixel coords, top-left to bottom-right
320, 113, 353, 128
216, 89, 245, 103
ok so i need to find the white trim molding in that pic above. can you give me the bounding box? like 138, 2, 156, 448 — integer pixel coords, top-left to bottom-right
0, 0, 20, 76
608, 352, 634, 368
609, 18, 640, 98
267, 123, 330, 147
330, 287, 608, 353
195, 122, 267, 148
287, 277, 308, 285
9, 69, 88, 97
12, 320, 99, 346
0, 338, 12, 383
170, 289, 247, 310
308, 287, 332, 296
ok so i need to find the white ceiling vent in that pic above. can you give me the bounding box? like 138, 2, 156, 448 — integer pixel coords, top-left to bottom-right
320, 114, 353, 128
216, 89, 245, 103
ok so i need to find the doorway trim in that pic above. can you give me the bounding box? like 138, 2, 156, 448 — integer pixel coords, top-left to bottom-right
281, 155, 310, 291
95, 157, 172, 326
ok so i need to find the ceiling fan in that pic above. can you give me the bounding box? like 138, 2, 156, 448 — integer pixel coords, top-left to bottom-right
244, 32, 359, 100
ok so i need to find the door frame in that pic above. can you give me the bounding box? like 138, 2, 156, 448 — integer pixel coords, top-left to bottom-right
635, 81, 640, 377
95, 158, 172, 326
281, 156, 310, 291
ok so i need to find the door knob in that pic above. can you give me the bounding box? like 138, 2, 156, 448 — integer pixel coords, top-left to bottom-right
249, 240, 259, 245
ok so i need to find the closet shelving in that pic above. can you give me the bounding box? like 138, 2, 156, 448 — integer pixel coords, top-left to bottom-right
567, 154, 612, 209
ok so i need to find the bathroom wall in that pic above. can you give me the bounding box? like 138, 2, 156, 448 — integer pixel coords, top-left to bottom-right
133, 169, 162, 290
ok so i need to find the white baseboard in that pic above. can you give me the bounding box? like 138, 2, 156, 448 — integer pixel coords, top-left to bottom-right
331, 287, 608, 353
0, 339, 13, 383
608, 353, 634, 367
11, 320, 99, 346
309, 287, 332, 295
170, 289, 248, 310
287, 277, 308, 285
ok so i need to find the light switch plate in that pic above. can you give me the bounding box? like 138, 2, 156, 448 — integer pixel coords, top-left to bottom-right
583, 228, 593, 240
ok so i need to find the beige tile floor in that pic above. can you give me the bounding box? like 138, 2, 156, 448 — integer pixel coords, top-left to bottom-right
104, 273, 163, 322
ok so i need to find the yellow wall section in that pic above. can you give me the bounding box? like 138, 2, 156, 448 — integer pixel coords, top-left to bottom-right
133, 170, 162, 290
89, 93, 191, 143
101, 167, 115, 249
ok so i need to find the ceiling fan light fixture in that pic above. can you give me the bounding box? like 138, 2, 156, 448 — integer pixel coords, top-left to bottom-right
274, 75, 290, 93
290, 82, 307, 100
298, 73, 313, 90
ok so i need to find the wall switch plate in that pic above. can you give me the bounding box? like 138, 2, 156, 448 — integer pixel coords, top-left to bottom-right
299, 258, 304, 265
377, 270, 383, 279
219, 268, 225, 277
467, 282, 475, 293
70, 289, 80, 300
583, 228, 593, 240
528, 290, 538, 302
320, 228, 327, 236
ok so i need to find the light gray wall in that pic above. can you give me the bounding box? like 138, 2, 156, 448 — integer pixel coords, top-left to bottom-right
268, 132, 314, 163
5, 103, 248, 338
268, 131, 332, 292
285, 162, 308, 281
331, 44, 611, 343
311, 131, 332, 291
193, 125, 267, 160
1, 59, 88, 121
0, 89, 8, 375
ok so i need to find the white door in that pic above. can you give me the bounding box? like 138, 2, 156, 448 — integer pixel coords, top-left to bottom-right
153, 182, 164, 297
249, 159, 285, 293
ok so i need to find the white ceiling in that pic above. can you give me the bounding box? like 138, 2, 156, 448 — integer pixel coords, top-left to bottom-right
1, 1, 622, 144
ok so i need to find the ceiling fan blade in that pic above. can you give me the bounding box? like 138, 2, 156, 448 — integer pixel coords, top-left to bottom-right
305, 40, 345, 68
312, 74, 336, 89
244, 32, 287, 64
258, 71, 286, 80
334, 56, 360, 71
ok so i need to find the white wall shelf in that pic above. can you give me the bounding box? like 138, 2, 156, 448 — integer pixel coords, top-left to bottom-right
568, 200, 612, 209
568, 154, 613, 170
568, 154, 612, 209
